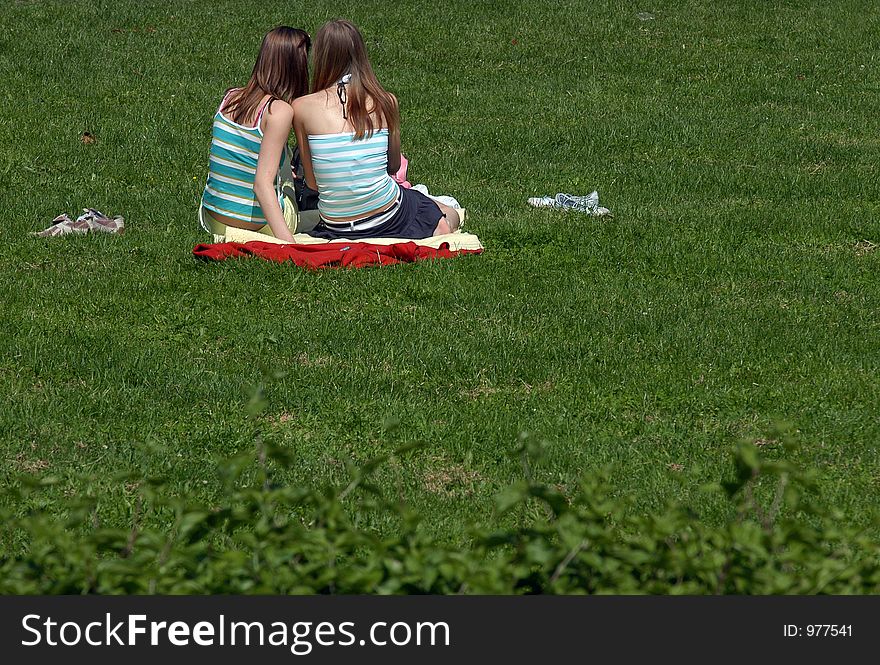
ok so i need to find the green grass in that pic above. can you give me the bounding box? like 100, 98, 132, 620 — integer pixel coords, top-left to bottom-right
1, 0, 878, 545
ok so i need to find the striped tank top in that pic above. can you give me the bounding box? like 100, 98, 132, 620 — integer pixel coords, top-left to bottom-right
201, 94, 287, 224
308, 129, 401, 231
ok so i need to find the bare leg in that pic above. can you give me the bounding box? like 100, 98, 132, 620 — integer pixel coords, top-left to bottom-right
432, 201, 460, 236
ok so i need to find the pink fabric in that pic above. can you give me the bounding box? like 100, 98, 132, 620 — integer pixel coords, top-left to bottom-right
392, 154, 412, 189
253, 96, 272, 128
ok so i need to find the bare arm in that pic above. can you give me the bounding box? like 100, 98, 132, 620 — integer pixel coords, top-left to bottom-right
386, 94, 401, 175
254, 100, 296, 242
292, 98, 318, 191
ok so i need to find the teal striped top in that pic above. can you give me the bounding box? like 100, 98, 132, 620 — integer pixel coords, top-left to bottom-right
201, 99, 287, 224
308, 129, 399, 224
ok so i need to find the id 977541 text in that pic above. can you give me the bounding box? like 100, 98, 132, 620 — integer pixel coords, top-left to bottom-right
783, 625, 852, 637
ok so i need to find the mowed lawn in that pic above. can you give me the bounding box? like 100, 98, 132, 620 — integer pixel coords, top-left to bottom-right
0, 0, 878, 544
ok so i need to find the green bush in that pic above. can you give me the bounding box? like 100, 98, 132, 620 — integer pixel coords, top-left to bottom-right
2, 422, 878, 594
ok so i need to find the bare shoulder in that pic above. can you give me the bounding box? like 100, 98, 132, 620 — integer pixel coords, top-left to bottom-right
266, 98, 294, 121
293, 92, 334, 131
293, 93, 322, 117
296, 91, 330, 108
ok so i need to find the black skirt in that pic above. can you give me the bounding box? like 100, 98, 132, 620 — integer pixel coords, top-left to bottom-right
308, 187, 443, 240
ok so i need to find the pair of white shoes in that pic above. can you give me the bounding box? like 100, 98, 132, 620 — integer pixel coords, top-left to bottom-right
34, 209, 125, 237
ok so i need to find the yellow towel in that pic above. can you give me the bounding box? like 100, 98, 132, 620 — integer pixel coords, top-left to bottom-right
211, 208, 481, 251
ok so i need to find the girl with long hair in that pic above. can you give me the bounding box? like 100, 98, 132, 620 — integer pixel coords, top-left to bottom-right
200, 26, 311, 242
292, 19, 460, 240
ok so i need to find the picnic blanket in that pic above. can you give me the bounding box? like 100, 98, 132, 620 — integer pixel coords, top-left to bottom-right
193, 239, 482, 269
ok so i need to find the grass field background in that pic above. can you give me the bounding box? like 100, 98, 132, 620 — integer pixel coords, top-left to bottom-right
1, 0, 878, 543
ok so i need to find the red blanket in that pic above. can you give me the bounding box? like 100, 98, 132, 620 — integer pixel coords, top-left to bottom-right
192, 240, 481, 269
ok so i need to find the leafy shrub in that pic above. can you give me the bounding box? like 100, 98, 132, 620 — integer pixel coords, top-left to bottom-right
1, 421, 878, 594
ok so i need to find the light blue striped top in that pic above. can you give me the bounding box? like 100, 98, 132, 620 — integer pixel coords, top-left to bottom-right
201, 100, 287, 224
308, 129, 399, 223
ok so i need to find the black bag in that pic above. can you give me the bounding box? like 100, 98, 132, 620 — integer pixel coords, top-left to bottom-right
291, 146, 319, 211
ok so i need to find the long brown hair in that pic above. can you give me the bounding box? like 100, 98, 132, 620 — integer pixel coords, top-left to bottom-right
223, 26, 311, 125
311, 20, 399, 140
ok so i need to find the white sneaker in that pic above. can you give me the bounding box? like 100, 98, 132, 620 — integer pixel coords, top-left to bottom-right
528, 191, 611, 216
555, 191, 599, 213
